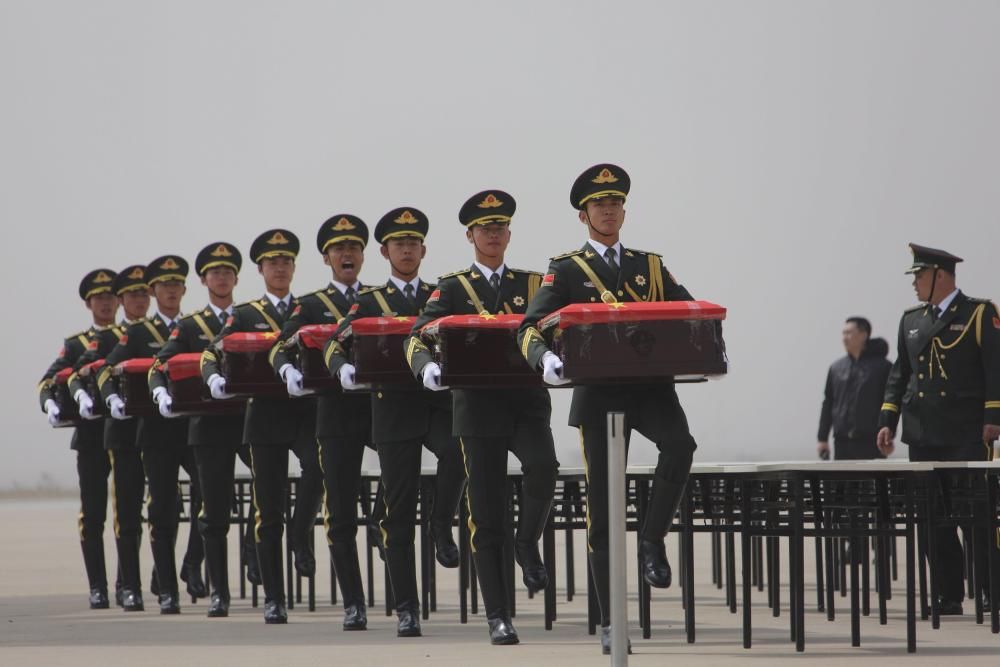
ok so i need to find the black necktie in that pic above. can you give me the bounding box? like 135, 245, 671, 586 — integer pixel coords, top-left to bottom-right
489, 273, 501, 293
932, 305, 942, 322
604, 247, 620, 275
276, 301, 287, 317
404, 284, 416, 304
166, 320, 176, 334
219, 311, 229, 327
346, 286, 356, 305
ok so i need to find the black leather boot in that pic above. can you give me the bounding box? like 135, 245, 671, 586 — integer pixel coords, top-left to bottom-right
204, 537, 230, 618
330, 543, 367, 630
243, 525, 261, 585
150, 535, 179, 609
514, 495, 552, 593
430, 521, 460, 569
81, 537, 109, 608
639, 479, 687, 589
116, 535, 143, 610
180, 560, 208, 600
472, 546, 513, 633
396, 601, 422, 637
256, 537, 286, 623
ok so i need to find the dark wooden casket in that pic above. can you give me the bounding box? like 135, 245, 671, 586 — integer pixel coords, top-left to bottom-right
78, 359, 108, 418
166, 352, 245, 416
345, 316, 420, 388
219, 332, 285, 398
52, 367, 81, 428
113, 358, 155, 417
420, 313, 542, 388
539, 300, 728, 384
294, 324, 339, 392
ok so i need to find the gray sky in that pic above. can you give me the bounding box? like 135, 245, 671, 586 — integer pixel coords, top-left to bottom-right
3, 1, 999, 488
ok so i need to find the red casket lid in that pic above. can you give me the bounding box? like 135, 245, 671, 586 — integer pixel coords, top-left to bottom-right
540, 300, 726, 330
219, 331, 279, 353
349, 316, 416, 337
296, 324, 338, 350
165, 352, 202, 381
54, 367, 73, 384
80, 358, 106, 377
114, 358, 154, 375
420, 313, 524, 337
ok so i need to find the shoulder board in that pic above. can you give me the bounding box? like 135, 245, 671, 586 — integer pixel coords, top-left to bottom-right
549, 249, 585, 261
66, 329, 88, 342
965, 296, 990, 305
624, 247, 661, 258
421, 281, 436, 291
507, 267, 543, 277
179, 312, 201, 322
903, 304, 925, 313
234, 301, 258, 313
357, 285, 384, 296
438, 268, 473, 280
298, 290, 323, 301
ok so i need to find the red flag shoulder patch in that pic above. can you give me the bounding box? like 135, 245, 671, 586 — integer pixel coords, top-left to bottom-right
169, 328, 180, 339
119, 335, 128, 345
542, 273, 555, 286
225, 316, 234, 328
993, 316, 1000, 329
87, 341, 98, 350
428, 289, 441, 302
292, 305, 302, 317
348, 303, 360, 314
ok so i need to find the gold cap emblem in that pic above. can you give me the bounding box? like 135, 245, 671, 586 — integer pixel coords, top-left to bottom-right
160, 258, 180, 270
394, 210, 419, 224
267, 231, 290, 245
210, 244, 233, 257
332, 217, 357, 231
477, 193, 504, 209
128, 267, 144, 279
94, 271, 112, 283
592, 168, 618, 184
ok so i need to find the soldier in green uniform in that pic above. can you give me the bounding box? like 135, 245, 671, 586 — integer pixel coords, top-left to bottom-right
405, 190, 558, 646
99, 255, 206, 614
200, 229, 322, 625
73, 265, 150, 611
325, 207, 466, 638
877, 243, 1000, 614
518, 164, 697, 654
38, 268, 119, 609
148, 241, 254, 617
269, 215, 373, 631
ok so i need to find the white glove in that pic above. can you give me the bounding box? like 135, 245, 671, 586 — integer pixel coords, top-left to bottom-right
541, 351, 570, 386
208, 374, 234, 400
108, 394, 127, 420
281, 365, 308, 397
338, 363, 358, 390
74, 389, 96, 420
44, 399, 61, 426
421, 362, 449, 391
157, 392, 174, 418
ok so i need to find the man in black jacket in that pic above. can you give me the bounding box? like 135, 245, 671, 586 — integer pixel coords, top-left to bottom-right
816, 317, 892, 460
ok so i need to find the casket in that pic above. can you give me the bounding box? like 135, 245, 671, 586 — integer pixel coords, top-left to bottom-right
78, 359, 107, 418
51, 367, 81, 428
294, 324, 340, 392
219, 332, 285, 397
538, 300, 728, 384
420, 313, 542, 387
113, 358, 155, 417
344, 316, 420, 388
165, 352, 245, 416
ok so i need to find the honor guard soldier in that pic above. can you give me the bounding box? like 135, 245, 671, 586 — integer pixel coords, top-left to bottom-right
148, 242, 254, 617
99, 255, 206, 614
73, 265, 150, 611
877, 244, 1000, 614
518, 164, 698, 653
405, 191, 559, 646
327, 207, 466, 637
201, 229, 323, 625
37, 268, 119, 609
270, 215, 373, 631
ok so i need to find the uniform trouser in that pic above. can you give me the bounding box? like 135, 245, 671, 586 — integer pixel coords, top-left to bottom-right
248, 438, 322, 604
318, 433, 369, 608
76, 446, 111, 591
193, 444, 239, 601
910, 442, 993, 603
580, 421, 696, 625
143, 443, 201, 596
109, 447, 145, 591
460, 418, 558, 619
377, 409, 466, 610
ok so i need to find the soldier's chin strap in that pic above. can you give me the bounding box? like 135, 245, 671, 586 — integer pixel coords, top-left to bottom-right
582, 209, 617, 239
927, 267, 939, 311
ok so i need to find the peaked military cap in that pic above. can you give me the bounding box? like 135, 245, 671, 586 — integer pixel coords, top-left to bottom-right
905, 243, 964, 275
112, 264, 148, 296
145, 255, 189, 285
251, 229, 300, 263
316, 215, 369, 253
570, 163, 630, 210
79, 268, 117, 301
458, 190, 516, 227
375, 207, 428, 243
195, 242, 242, 275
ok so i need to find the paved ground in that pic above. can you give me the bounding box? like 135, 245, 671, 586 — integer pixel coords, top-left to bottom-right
1, 499, 998, 665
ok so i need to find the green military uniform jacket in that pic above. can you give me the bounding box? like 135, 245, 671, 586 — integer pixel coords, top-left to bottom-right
517, 242, 695, 440
270, 284, 370, 440
99, 314, 188, 451
149, 305, 245, 448
201, 294, 314, 447
879, 292, 1000, 448
325, 278, 449, 444
405, 264, 551, 437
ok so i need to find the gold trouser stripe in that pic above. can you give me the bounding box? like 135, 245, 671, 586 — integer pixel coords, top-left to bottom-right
141, 450, 155, 545
578, 426, 593, 552
380, 486, 390, 550
315, 439, 333, 546
373, 291, 394, 316
570, 255, 616, 303
109, 450, 121, 539
314, 291, 344, 321
881, 403, 899, 413
248, 447, 264, 543
142, 320, 166, 346
459, 438, 477, 552
455, 275, 487, 314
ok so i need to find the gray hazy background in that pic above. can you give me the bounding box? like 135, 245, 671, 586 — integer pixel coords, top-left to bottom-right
2, 1, 998, 490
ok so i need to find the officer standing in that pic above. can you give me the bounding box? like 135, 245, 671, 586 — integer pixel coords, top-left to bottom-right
38, 268, 119, 609
271, 215, 373, 631
518, 164, 697, 654
877, 243, 1000, 614
148, 242, 252, 617
99, 255, 205, 614
201, 229, 322, 624
405, 191, 559, 646
327, 207, 466, 637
